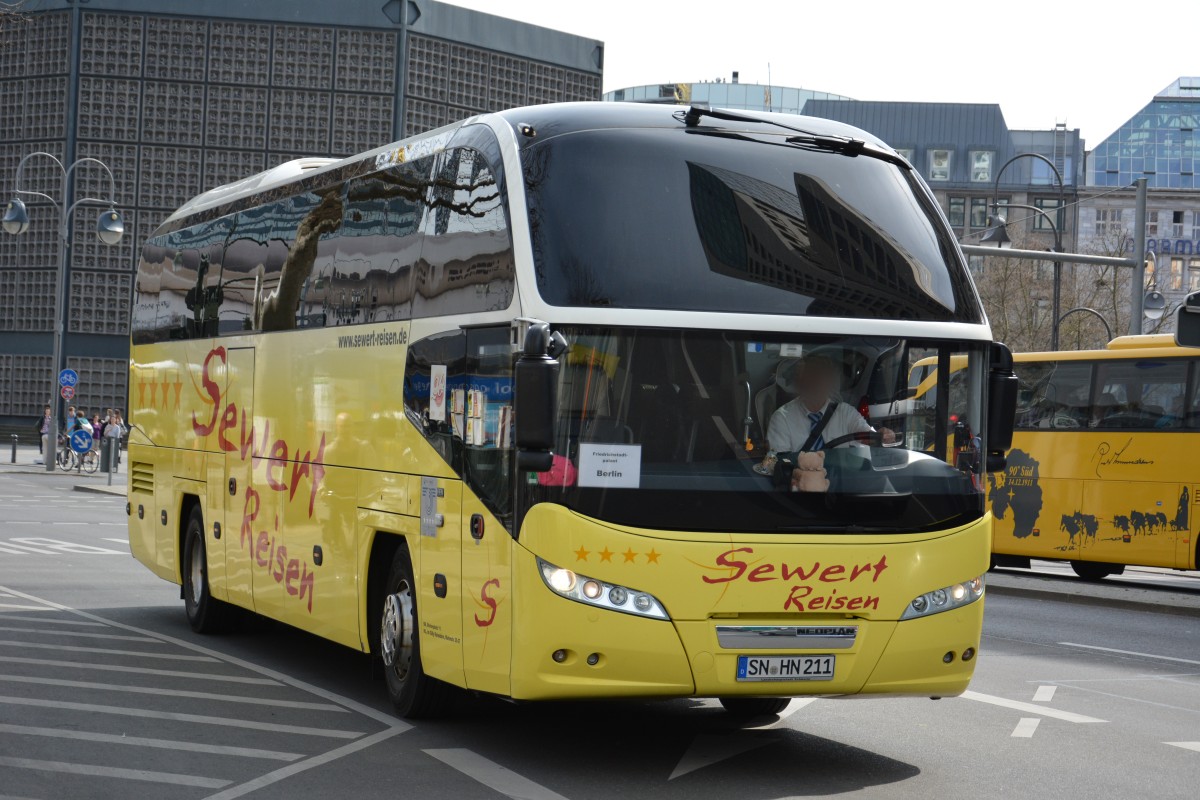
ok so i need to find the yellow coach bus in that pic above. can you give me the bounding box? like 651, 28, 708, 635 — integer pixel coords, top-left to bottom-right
128, 102, 1017, 718
989, 334, 1199, 580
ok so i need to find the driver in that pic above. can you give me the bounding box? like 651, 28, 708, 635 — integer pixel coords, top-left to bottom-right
767, 353, 895, 453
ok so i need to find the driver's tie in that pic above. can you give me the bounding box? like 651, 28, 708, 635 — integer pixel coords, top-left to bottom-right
807, 411, 824, 450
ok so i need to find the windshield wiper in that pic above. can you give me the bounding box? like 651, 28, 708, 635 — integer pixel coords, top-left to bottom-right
676, 105, 910, 169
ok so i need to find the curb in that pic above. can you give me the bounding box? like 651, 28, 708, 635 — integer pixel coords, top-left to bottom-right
73, 484, 127, 497
986, 573, 1200, 619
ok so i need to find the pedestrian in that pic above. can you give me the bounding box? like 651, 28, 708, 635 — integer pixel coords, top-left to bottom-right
75, 410, 93, 437
107, 410, 128, 468
91, 413, 105, 448
63, 405, 77, 435
34, 404, 51, 461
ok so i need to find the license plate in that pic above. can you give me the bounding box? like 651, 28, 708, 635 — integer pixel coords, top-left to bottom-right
736, 655, 835, 682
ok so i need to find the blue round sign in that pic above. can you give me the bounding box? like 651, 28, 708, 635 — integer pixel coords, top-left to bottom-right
69, 429, 93, 453
58, 369, 79, 388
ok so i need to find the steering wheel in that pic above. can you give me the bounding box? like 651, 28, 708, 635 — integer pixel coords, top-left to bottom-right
820, 430, 889, 449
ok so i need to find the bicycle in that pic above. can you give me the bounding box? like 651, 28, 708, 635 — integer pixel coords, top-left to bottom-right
55, 434, 99, 473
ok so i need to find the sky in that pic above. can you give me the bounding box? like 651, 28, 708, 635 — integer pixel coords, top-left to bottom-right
443, 0, 1199, 147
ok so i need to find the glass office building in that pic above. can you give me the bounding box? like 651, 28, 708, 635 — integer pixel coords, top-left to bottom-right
0, 0, 602, 434
1089, 78, 1200, 189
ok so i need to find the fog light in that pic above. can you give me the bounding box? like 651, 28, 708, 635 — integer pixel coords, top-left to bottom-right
633, 594, 652, 612
549, 569, 576, 593
582, 580, 602, 599
552, 649, 567, 663
586, 652, 599, 666
943, 651, 955, 663
962, 647, 976, 662
609, 586, 628, 606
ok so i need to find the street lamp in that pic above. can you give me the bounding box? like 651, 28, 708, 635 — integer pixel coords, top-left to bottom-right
3, 153, 124, 472
985, 202, 1065, 349
1056, 306, 1113, 344
1142, 251, 1167, 325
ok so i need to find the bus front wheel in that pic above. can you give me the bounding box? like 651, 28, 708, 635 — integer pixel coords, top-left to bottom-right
182, 506, 229, 633
718, 697, 790, 716
379, 547, 453, 718
1070, 560, 1120, 581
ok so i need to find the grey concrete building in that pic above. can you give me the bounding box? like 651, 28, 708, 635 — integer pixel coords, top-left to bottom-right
0, 0, 602, 436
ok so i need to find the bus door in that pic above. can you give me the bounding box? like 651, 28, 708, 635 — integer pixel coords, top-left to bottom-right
460, 486, 512, 695
223, 347, 255, 611
418, 478, 465, 687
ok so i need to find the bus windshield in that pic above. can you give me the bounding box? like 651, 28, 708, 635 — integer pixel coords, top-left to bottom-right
521, 127, 980, 323
519, 328, 987, 533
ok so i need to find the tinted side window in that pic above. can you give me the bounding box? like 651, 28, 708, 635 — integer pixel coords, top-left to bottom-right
414, 147, 514, 318
1014, 361, 1093, 429
1092, 358, 1188, 429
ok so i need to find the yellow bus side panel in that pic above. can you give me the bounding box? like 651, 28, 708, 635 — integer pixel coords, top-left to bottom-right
460, 492, 512, 696
991, 433, 1189, 568
417, 479, 465, 689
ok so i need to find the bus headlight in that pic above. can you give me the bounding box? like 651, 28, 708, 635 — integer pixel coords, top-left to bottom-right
537, 558, 670, 620
900, 575, 984, 620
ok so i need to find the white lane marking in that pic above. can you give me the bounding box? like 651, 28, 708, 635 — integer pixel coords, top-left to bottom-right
0, 614, 108, 627
0, 655, 282, 685
98, 522, 125, 527
0, 604, 55, 611
1167, 742, 1200, 753
0, 674, 348, 712
425, 748, 571, 799
668, 733, 775, 780
1059, 642, 1200, 666
1033, 685, 1057, 702
0, 695, 365, 738
1011, 718, 1041, 738
8, 537, 124, 554
0, 723, 302, 761
742, 697, 817, 730
960, 691, 1106, 723
0, 584, 409, 731
0, 755, 229, 789
0, 626, 158, 643
204, 728, 404, 800
102, 537, 130, 544
0, 639, 218, 662
1034, 681, 1200, 716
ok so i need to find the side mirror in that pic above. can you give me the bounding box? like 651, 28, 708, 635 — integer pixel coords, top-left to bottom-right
515, 322, 563, 472
985, 342, 1017, 473
1175, 291, 1200, 348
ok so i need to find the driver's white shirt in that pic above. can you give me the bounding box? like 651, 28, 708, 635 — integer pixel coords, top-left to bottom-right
767, 398, 874, 453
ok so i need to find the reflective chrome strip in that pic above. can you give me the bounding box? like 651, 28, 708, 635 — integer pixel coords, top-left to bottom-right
715, 625, 858, 650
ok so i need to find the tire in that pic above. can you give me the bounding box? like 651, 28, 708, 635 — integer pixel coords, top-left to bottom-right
718, 697, 791, 716
182, 506, 229, 633
80, 450, 99, 474
1070, 560, 1118, 581
378, 547, 454, 718
56, 447, 73, 472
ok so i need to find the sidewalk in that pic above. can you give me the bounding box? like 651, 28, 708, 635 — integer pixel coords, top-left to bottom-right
0, 442, 127, 496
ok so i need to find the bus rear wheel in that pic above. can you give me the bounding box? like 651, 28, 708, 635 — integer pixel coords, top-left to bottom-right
718, 697, 791, 716
182, 506, 230, 633
1070, 560, 1120, 581
379, 547, 454, 718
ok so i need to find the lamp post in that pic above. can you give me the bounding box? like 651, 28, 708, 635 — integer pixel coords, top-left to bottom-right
983, 202, 1064, 349
2, 153, 124, 472
1056, 307, 1113, 344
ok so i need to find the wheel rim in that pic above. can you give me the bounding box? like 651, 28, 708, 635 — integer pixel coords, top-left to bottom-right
188, 533, 205, 606
380, 581, 414, 679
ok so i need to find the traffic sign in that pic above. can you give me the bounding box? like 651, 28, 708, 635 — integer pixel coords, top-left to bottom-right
60, 385, 75, 401
69, 429, 93, 453
58, 369, 79, 388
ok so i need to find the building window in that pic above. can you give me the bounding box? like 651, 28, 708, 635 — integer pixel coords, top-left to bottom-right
1190, 258, 1200, 292
1095, 208, 1123, 237
948, 196, 965, 228
895, 148, 915, 164
1034, 198, 1064, 232
1171, 257, 1185, 291
1146, 211, 1159, 238
929, 149, 951, 181
1172, 210, 1185, 238
969, 151, 993, 182
970, 197, 988, 228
